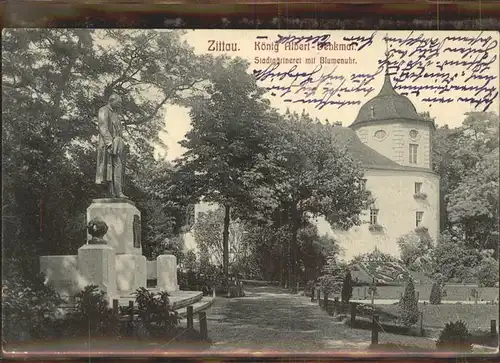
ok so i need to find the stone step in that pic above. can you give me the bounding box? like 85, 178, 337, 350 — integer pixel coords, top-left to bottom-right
177, 297, 215, 318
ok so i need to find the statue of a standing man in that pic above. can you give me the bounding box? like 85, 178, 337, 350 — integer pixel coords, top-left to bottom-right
95, 93, 128, 198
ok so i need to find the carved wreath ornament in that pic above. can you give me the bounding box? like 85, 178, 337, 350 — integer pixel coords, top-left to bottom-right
87, 217, 108, 244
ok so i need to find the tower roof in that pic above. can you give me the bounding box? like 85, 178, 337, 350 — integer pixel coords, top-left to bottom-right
350, 73, 426, 129
330, 126, 398, 167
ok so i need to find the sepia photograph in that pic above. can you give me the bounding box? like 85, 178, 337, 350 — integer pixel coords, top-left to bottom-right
2, 28, 499, 357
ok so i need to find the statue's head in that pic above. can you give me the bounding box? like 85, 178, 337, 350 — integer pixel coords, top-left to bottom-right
108, 93, 122, 109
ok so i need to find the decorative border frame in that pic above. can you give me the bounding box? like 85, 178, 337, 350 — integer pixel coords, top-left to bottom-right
2, 1, 500, 29
2, 1, 499, 361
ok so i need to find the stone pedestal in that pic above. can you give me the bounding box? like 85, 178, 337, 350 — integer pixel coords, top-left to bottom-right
116, 254, 147, 294
157, 254, 179, 292
87, 198, 142, 255
40, 255, 85, 298
78, 244, 117, 298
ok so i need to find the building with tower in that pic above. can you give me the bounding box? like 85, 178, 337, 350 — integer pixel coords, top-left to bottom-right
316, 70, 440, 261
183, 69, 440, 263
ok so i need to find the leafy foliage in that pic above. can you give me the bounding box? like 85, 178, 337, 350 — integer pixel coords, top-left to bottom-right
474, 256, 499, 287
2, 29, 209, 266
319, 252, 347, 295
436, 320, 473, 352
133, 287, 180, 337
172, 56, 273, 279
2, 269, 65, 342
193, 206, 250, 275
65, 285, 119, 338
429, 231, 493, 283
341, 270, 354, 303
397, 230, 433, 270
429, 282, 442, 305
398, 278, 419, 327
432, 112, 499, 253
255, 111, 372, 287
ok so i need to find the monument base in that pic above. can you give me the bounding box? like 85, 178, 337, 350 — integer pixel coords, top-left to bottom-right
78, 244, 117, 298
39, 255, 86, 299
157, 254, 179, 292
116, 254, 147, 295
87, 198, 142, 255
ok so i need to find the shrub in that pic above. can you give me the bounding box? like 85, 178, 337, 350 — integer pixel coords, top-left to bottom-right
475, 257, 499, 287
319, 254, 346, 295
399, 278, 419, 327
65, 285, 119, 338
429, 282, 442, 305
2, 271, 65, 343
436, 320, 473, 352
341, 271, 353, 303
134, 287, 180, 337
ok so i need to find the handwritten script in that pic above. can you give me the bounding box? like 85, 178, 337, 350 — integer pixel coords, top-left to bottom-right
252, 31, 498, 112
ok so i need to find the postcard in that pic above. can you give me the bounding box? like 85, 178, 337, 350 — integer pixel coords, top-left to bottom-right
2, 29, 498, 357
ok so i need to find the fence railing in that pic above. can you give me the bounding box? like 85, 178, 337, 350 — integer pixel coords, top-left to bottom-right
111, 299, 209, 340
308, 286, 499, 348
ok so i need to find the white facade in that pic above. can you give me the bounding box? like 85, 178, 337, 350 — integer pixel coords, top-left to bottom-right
355, 121, 433, 169
319, 167, 440, 261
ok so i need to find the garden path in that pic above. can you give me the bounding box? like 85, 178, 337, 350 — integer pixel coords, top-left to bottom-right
204, 285, 372, 353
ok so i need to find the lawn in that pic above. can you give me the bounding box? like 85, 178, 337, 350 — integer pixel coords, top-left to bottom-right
349, 302, 499, 351
378, 303, 498, 332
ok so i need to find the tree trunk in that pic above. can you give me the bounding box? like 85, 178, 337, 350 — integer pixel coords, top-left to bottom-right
223, 204, 230, 283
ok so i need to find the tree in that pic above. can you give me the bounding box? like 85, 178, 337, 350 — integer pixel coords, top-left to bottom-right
173, 56, 274, 282
446, 147, 499, 252
341, 270, 354, 304
429, 282, 442, 305
2, 29, 210, 270
430, 231, 484, 283
396, 230, 433, 270
183, 250, 198, 272
399, 278, 419, 327
193, 206, 251, 275
298, 224, 339, 283
475, 255, 499, 287
261, 112, 372, 289
431, 112, 499, 250
319, 250, 347, 295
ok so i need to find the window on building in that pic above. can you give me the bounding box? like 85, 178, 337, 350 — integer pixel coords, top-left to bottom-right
361, 179, 367, 191
416, 211, 424, 227
370, 208, 379, 225
409, 144, 418, 164
415, 182, 422, 194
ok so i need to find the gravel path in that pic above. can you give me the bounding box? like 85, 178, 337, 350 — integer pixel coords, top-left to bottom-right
204, 285, 372, 353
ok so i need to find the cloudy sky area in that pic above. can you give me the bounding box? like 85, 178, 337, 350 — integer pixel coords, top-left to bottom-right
157, 30, 499, 161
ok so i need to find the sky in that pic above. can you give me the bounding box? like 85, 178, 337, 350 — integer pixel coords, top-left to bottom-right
157, 30, 499, 161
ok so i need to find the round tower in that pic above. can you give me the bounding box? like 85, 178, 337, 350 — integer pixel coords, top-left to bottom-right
349, 41, 435, 169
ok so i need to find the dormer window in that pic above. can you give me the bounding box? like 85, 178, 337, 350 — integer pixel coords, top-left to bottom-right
370, 106, 375, 118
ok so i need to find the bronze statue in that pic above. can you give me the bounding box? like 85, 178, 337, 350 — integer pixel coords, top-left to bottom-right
95, 93, 128, 198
